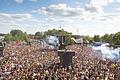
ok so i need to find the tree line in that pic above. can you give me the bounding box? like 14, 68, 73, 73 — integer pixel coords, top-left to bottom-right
83, 32, 120, 45
4, 30, 28, 43
3, 29, 120, 45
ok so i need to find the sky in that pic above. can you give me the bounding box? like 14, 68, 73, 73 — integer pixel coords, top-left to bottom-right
0, 0, 120, 36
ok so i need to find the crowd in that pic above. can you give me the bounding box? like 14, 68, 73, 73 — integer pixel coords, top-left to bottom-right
0, 42, 120, 80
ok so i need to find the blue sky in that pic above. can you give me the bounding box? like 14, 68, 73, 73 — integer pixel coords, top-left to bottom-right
0, 0, 120, 36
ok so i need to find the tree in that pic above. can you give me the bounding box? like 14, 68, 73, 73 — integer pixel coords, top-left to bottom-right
113, 32, 120, 45
4, 29, 28, 42
43, 29, 73, 44
35, 32, 44, 40
83, 36, 94, 44
66, 35, 75, 45
108, 34, 114, 44
93, 35, 101, 42
4, 34, 13, 43
101, 34, 110, 43
10, 29, 23, 36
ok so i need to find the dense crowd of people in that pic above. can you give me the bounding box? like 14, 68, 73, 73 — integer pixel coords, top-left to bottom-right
0, 42, 120, 80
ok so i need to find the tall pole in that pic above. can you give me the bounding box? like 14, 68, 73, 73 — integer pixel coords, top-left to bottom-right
77, 29, 78, 35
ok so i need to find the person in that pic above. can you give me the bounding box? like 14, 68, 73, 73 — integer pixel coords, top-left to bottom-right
27, 41, 31, 47
0, 42, 4, 57
0, 42, 120, 80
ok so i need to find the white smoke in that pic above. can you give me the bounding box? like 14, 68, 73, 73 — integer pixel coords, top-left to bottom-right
92, 43, 120, 62
41, 35, 59, 49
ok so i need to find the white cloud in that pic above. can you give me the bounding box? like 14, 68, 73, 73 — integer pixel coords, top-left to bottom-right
47, 17, 74, 22
0, 13, 32, 21
85, 0, 114, 13
90, 0, 114, 7
38, 4, 84, 17
11, 13, 32, 21
82, 12, 120, 22
14, 0, 24, 3
116, 7, 120, 11
102, 13, 120, 21
29, 0, 37, 1
116, 0, 120, 2
6, 1, 120, 36
14, 0, 37, 3
0, 13, 14, 25
0, 13, 33, 33
34, 3, 88, 22
85, 4, 103, 13
33, 3, 120, 23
